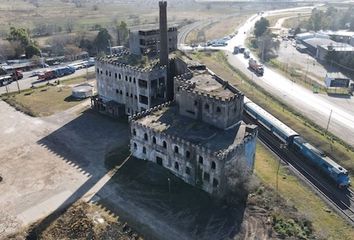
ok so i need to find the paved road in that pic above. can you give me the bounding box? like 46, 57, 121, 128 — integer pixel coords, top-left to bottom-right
0, 67, 95, 95
223, 6, 354, 145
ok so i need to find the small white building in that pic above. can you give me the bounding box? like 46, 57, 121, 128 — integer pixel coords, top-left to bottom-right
325, 72, 351, 88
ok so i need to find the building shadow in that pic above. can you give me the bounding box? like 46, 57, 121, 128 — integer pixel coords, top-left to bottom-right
93, 157, 246, 240
27, 109, 245, 239
26, 109, 129, 239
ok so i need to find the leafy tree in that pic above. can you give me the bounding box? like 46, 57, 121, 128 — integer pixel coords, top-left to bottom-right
25, 44, 40, 58
94, 28, 112, 53
7, 27, 30, 47
114, 21, 129, 46
254, 17, 269, 38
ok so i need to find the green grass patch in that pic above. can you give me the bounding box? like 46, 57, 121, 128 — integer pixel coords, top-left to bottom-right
1, 85, 83, 117
255, 143, 354, 239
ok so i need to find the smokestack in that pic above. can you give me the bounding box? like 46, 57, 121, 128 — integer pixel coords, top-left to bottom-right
159, 1, 168, 67
159, 1, 173, 100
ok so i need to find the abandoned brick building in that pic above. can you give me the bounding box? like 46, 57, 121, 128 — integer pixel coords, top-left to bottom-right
93, 1, 258, 197
129, 27, 178, 56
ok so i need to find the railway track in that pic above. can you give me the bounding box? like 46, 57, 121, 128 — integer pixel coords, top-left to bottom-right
243, 114, 354, 225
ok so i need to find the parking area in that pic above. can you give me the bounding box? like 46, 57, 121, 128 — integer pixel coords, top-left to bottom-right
276, 40, 330, 86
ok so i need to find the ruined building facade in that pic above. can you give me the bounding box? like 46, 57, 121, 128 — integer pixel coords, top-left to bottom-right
129, 27, 178, 56
129, 68, 258, 197
94, 54, 167, 116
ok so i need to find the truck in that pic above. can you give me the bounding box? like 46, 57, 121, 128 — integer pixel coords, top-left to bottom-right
10, 70, 23, 80
233, 45, 245, 54
0, 75, 12, 87
248, 58, 264, 76
0, 70, 23, 87
38, 70, 55, 81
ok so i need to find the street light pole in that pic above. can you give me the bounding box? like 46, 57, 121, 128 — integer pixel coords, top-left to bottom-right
167, 177, 171, 202
326, 109, 333, 134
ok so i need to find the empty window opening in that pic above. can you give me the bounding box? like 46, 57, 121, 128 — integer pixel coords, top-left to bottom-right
138, 79, 148, 88
133, 129, 136, 136
174, 146, 179, 154
216, 107, 221, 113
204, 172, 210, 182
199, 156, 203, 164
211, 161, 216, 170
186, 151, 190, 158
213, 178, 219, 187
143, 146, 146, 154
152, 136, 156, 144
139, 95, 149, 105
144, 133, 148, 141
133, 142, 137, 149
163, 141, 167, 149
156, 156, 163, 166
205, 104, 209, 110
174, 162, 179, 170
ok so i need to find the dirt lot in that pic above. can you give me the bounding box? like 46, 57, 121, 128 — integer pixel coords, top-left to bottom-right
186, 14, 249, 44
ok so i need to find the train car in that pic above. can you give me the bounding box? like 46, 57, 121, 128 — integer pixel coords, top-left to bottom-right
243, 98, 298, 145
293, 136, 350, 188
243, 97, 350, 189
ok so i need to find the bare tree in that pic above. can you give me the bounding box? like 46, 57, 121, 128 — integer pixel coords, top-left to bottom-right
66, 18, 75, 33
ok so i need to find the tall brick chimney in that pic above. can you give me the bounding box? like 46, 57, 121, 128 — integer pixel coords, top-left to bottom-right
159, 1, 172, 100
159, 1, 168, 66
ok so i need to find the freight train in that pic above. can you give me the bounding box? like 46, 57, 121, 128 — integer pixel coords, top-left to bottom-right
243, 97, 350, 188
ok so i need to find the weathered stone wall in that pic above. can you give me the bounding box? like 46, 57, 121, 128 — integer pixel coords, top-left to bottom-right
174, 75, 244, 130
129, 105, 258, 198
129, 27, 178, 56
96, 60, 167, 115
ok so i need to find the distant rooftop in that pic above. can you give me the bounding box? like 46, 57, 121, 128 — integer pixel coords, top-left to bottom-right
186, 73, 236, 99
326, 72, 349, 79
320, 30, 354, 37
135, 105, 255, 152
303, 37, 336, 48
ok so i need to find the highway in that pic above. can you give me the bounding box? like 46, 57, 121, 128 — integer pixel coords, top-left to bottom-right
0, 66, 95, 95
224, 6, 354, 146
178, 4, 354, 146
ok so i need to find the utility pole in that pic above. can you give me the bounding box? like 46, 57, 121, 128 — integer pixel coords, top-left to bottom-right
326, 109, 333, 134
167, 177, 171, 202
15, 72, 20, 93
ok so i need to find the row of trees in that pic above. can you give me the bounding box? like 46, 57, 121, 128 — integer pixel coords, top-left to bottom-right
302, 7, 354, 31
6, 27, 41, 59
252, 17, 280, 62
1, 19, 129, 60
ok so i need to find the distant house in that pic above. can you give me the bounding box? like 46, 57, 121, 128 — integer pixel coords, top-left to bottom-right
320, 30, 354, 44
317, 43, 354, 61
295, 32, 329, 43
325, 72, 351, 88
